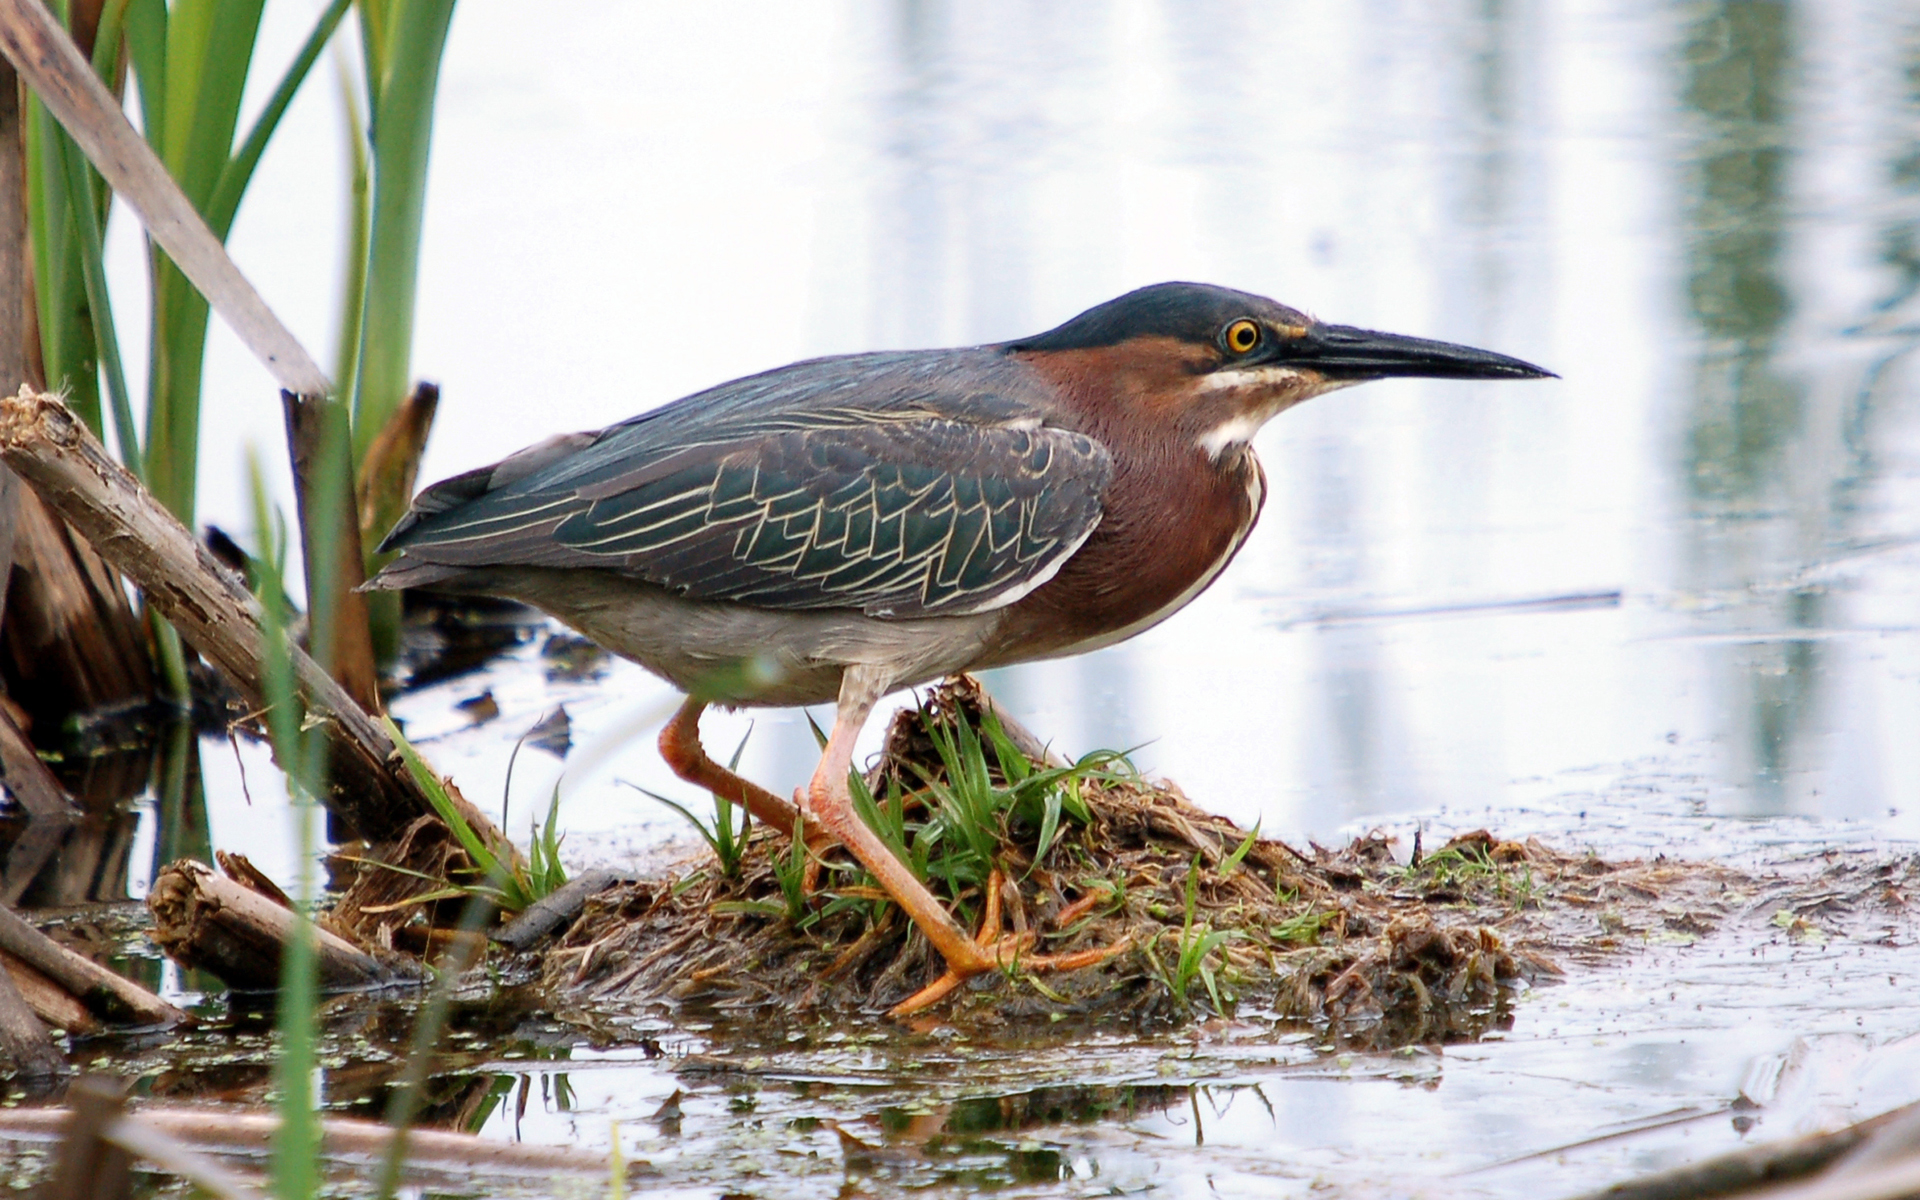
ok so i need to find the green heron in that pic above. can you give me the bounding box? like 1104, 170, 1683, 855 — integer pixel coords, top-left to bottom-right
366, 282, 1551, 1010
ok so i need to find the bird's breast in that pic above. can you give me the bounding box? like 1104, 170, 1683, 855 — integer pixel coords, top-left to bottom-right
983, 441, 1265, 664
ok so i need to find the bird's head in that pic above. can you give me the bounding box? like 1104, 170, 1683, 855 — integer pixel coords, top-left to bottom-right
1009, 282, 1554, 457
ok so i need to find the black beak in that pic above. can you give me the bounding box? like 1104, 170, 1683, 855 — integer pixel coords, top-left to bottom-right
1290, 324, 1555, 381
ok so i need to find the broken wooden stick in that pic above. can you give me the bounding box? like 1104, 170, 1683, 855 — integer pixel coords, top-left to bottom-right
492, 868, 631, 953
0, 901, 183, 1027
39, 1076, 264, 1200
0, 952, 61, 1080
147, 859, 398, 992
0, 389, 506, 849
0, 1097, 646, 1178
0, 948, 98, 1035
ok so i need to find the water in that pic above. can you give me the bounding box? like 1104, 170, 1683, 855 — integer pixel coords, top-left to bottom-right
159, 0, 1920, 855
49, 0, 1920, 1194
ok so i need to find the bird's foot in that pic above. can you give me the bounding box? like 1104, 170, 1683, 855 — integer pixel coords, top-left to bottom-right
887, 872, 1130, 1019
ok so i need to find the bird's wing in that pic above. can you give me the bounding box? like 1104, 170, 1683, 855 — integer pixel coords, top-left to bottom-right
372, 354, 1112, 618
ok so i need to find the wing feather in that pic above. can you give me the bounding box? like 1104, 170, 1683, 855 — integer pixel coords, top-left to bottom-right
373, 351, 1111, 618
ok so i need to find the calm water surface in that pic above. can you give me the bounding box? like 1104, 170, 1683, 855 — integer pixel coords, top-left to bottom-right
76, 1, 1920, 1195
152, 0, 1920, 851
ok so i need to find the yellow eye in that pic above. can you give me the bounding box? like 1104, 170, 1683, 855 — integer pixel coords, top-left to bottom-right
1224, 319, 1260, 354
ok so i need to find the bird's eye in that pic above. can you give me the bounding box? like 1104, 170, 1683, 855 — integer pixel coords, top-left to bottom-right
1224, 319, 1261, 354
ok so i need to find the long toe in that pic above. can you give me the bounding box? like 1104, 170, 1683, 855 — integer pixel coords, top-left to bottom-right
887, 933, 1131, 1019
885, 874, 1129, 1019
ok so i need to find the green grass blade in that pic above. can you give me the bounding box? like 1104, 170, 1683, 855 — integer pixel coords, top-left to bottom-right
381, 714, 522, 909
332, 63, 369, 411
1031, 790, 1062, 875
161, 0, 265, 204
206, 0, 351, 237
25, 99, 102, 431
978, 708, 1032, 783
88, 0, 129, 84
50, 131, 138, 476
768, 816, 811, 925
1220, 820, 1260, 877
802, 708, 829, 750
349, 0, 454, 464
247, 456, 318, 1200
849, 770, 912, 870
629, 785, 727, 861
123, 0, 167, 150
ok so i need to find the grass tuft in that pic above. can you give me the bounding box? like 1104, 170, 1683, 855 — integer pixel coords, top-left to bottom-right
381, 715, 566, 914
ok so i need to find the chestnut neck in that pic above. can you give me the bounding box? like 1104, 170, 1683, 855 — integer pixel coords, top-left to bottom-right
988, 344, 1267, 658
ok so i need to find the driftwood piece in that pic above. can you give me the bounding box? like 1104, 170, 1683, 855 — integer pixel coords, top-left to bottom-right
0, 1100, 646, 1178
492, 868, 630, 952
147, 859, 395, 992
0, 950, 61, 1080
1574, 1099, 1920, 1200
0, 901, 183, 1026
0, 389, 506, 847
0, 947, 97, 1034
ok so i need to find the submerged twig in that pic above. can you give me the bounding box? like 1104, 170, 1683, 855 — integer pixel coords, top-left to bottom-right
0, 1096, 642, 1179
0, 901, 183, 1027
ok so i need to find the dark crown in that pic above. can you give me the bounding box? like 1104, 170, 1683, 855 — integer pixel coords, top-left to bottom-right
1008, 282, 1308, 353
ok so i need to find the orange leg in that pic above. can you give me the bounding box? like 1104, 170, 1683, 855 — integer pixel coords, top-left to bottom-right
658, 697, 802, 839
801, 669, 1129, 1018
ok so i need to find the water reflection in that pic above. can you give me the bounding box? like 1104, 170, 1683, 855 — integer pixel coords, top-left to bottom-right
1677, 1, 1816, 812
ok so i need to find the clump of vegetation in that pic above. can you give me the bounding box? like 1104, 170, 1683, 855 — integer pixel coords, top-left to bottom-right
533, 677, 1673, 1044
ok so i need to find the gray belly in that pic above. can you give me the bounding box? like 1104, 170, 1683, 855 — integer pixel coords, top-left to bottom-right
468, 567, 1004, 707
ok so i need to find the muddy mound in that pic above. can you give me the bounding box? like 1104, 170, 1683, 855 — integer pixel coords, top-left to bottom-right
538, 679, 1752, 1044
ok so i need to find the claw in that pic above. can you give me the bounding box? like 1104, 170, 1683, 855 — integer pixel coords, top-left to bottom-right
887, 874, 1128, 1018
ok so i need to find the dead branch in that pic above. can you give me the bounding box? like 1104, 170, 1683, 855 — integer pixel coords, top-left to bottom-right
0, 389, 506, 848
492, 868, 631, 952
0, 901, 183, 1027
0, 1099, 646, 1179
0, 947, 98, 1035
0, 950, 61, 1080
147, 859, 398, 992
